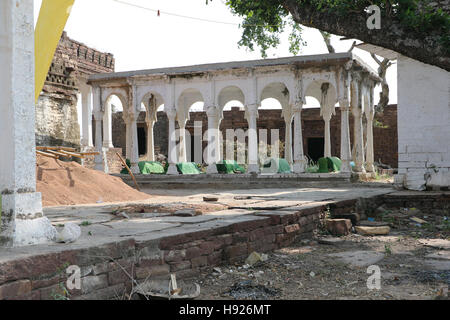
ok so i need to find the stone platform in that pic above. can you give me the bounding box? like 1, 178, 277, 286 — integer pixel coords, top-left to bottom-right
0, 186, 394, 300
114, 172, 352, 190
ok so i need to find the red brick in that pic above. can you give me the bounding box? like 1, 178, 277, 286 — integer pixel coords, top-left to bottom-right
326, 219, 352, 236
191, 256, 207, 268
0, 280, 31, 299
284, 224, 300, 233
135, 264, 169, 280
169, 261, 191, 272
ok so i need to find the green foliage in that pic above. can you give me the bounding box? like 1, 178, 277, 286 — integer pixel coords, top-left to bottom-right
218, 0, 449, 56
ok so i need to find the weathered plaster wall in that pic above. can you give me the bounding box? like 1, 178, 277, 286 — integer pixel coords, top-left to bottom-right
397, 56, 450, 189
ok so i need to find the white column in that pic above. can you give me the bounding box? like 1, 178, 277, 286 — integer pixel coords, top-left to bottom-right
166, 108, 179, 175
284, 113, 293, 166
93, 111, 105, 172
247, 104, 260, 173
80, 85, 93, 148
365, 108, 375, 173
323, 116, 332, 158
206, 106, 219, 174
123, 113, 131, 160
102, 101, 113, 148
351, 89, 366, 173
293, 103, 306, 173
178, 119, 187, 163
129, 112, 140, 174
0, 0, 56, 247
146, 119, 155, 161
339, 100, 352, 172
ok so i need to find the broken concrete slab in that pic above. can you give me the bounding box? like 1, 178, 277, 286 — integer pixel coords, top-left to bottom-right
419, 239, 450, 250
425, 251, 450, 260
424, 259, 450, 271
317, 237, 344, 245
355, 226, 390, 235
328, 250, 385, 267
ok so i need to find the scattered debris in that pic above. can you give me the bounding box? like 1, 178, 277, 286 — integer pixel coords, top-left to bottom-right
135, 276, 201, 300
227, 280, 279, 300
173, 209, 198, 217
203, 197, 219, 202
419, 239, 450, 250
55, 223, 81, 243
410, 217, 427, 224
245, 252, 268, 266
317, 237, 344, 245
355, 225, 390, 235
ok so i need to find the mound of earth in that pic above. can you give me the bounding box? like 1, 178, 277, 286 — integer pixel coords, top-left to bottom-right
36, 155, 150, 207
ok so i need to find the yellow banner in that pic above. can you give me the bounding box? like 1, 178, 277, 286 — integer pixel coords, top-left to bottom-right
35, 0, 75, 103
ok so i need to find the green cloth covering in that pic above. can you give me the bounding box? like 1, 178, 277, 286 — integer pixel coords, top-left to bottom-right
263, 158, 292, 173
216, 160, 246, 174
318, 157, 342, 173
317, 157, 329, 173
138, 161, 165, 174
328, 157, 342, 172
176, 162, 201, 175
120, 159, 132, 174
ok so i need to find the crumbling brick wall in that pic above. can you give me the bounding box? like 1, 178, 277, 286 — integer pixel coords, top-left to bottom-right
35, 32, 115, 148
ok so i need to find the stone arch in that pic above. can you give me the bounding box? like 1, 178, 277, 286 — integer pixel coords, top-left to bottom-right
217, 85, 246, 112
176, 88, 204, 123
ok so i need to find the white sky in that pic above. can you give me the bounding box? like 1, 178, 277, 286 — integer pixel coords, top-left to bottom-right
34, 0, 397, 112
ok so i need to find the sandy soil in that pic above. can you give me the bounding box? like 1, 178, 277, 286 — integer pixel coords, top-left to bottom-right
36, 155, 150, 207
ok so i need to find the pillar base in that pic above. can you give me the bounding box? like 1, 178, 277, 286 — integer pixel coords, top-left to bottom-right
130, 163, 140, 174
166, 164, 179, 175
206, 164, 218, 174
102, 141, 114, 149
340, 160, 352, 173
293, 160, 307, 174
0, 192, 57, 247
247, 164, 260, 174
365, 163, 375, 173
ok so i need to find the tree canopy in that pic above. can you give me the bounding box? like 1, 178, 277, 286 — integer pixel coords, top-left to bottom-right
221, 0, 450, 71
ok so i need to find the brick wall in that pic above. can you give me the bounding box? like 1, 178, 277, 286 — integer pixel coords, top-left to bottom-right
111, 105, 398, 168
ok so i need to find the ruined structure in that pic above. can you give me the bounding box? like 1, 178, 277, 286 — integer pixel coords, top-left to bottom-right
88, 53, 381, 175
36, 32, 115, 147
112, 104, 398, 170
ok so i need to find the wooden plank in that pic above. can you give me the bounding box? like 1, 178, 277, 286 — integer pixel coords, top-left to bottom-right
58, 150, 84, 159
46, 150, 71, 158
36, 146, 76, 152
116, 152, 140, 191
36, 150, 59, 159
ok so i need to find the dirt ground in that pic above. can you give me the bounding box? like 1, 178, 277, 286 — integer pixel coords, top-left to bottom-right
194, 212, 450, 300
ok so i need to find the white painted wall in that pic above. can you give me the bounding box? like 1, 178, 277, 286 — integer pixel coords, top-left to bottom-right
397, 55, 450, 190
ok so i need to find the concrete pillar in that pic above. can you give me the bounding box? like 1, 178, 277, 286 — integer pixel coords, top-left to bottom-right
206, 106, 219, 174
339, 100, 352, 172
123, 113, 131, 160
93, 111, 106, 172
0, 0, 56, 246
80, 85, 93, 148
351, 89, 366, 173
166, 108, 179, 175
129, 112, 140, 174
284, 115, 293, 166
292, 103, 306, 173
178, 119, 187, 163
146, 119, 155, 161
365, 109, 375, 173
102, 101, 114, 148
246, 104, 259, 173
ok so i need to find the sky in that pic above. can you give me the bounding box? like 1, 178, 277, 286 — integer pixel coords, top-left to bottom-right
33, 0, 397, 112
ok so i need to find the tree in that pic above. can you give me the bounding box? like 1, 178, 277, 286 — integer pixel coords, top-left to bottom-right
220, 0, 450, 71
